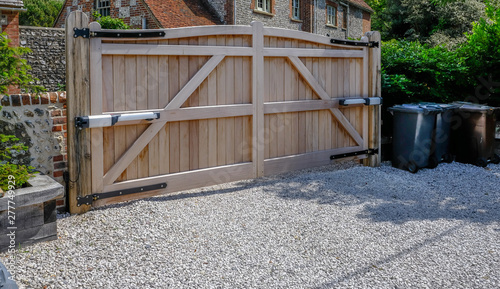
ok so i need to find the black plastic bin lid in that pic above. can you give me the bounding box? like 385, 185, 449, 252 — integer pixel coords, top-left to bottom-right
452, 101, 499, 114
388, 103, 442, 115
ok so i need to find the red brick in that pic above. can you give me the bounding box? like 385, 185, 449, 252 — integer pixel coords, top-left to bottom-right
49, 92, 58, 103
31, 95, 40, 105
53, 155, 64, 162
62, 110, 67, 116
22, 94, 30, 105
51, 110, 62, 117
62, 124, 67, 130
53, 170, 64, 177
56, 199, 65, 207
53, 117, 67, 125
40, 94, 49, 104
52, 125, 62, 132
64, 132, 67, 138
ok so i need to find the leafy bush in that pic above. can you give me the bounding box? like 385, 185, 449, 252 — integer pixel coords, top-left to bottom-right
92, 11, 130, 29
0, 132, 34, 191
461, 1, 500, 106
0, 163, 33, 192
20, 0, 64, 27
0, 33, 45, 94
381, 39, 469, 105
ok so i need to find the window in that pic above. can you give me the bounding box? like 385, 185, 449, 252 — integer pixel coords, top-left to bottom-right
96, 0, 110, 17
292, 0, 300, 20
257, 0, 271, 13
327, 5, 336, 26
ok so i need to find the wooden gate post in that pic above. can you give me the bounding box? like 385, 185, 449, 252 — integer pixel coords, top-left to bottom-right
365, 31, 382, 167
251, 21, 265, 177
66, 11, 92, 214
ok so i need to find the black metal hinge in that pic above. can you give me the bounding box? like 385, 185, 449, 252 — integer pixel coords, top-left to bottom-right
76, 183, 167, 206
330, 39, 379, 48
330, 148, 379, 160
73, 27, 90, 38
73, 28, 165, 39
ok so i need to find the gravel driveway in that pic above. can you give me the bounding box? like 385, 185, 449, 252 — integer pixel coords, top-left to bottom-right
2, 161, 500, 288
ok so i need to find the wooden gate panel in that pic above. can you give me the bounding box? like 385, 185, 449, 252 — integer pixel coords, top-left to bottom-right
66, 12, 381, 212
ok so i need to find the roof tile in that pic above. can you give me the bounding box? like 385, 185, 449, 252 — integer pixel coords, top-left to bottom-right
144, 0, 222, 28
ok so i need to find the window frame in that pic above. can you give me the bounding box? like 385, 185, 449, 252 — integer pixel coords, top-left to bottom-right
326, 5, 336, 26
96, 0, 111, 17
292, 0, 300, 20
257, 0, 271, 13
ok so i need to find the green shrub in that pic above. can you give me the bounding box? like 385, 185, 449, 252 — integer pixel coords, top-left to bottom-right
461, 1, 500, 106
0, 33, 45, 94
0, 133, 34, 191
0, 163, 33, 192
20, 0, 64, 27
92, 11, 130, 29
381, 39, 469, 105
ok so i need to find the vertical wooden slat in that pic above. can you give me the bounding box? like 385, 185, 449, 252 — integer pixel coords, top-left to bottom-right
198, 37, 209, 169
312, 57, 319, 151
252, 22, 265, 177
305, 43, 314, 153
216, 36, 227, 166
158, 53, 169, 174
125, 55, 138, 181
136, 52, 149, 178
148, 50, 160, 176
242, 37, 252, 162
189, 37, 200, 170
235, 36, 246, 163
113, 53, 127, 181
268, 37, 278, 159
207, 37, 218, 168
284, 39, 293, 156
67, 11, 91, 214
169, 39, 180, 173
297, 42, 307, 154
225, 37, 235, 165
89, 22, 103, 197
179, 38, 190, 172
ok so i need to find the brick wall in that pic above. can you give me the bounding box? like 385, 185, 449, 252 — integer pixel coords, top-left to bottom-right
54, 0, 160, 29
0, 92, 68, 209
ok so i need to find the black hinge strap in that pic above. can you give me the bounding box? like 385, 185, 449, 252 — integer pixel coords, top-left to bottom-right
76, 183, 167, 206
73, 28, 166, 39
330, 148, 379, 160
330, 39, 379, 48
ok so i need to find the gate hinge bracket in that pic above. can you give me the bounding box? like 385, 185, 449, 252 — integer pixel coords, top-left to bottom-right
330, 39, 379, 48
76, 183, 167, 207
330, 148, 379, 160
73, 27, 90, 38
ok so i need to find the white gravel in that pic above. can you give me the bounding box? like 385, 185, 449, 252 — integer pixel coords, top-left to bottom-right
2, 161, 500, 288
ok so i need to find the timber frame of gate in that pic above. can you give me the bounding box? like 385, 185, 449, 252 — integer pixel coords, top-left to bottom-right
66, 11, 381, 214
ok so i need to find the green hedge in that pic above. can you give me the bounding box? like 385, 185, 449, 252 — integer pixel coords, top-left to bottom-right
381, 2, 500, 107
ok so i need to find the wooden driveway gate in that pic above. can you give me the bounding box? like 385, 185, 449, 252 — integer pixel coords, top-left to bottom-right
66, 11, 381, 214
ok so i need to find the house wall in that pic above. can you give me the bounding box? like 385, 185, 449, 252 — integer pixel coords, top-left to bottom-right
0, 92, 68, 209
54, 0, 160, 29
234, 0, 303, 31
222, 0, 368, 38
314, 1, 366, 39
19, 26, 66, 92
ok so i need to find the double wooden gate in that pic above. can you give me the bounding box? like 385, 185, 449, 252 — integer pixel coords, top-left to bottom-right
66, 11, 381, 213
